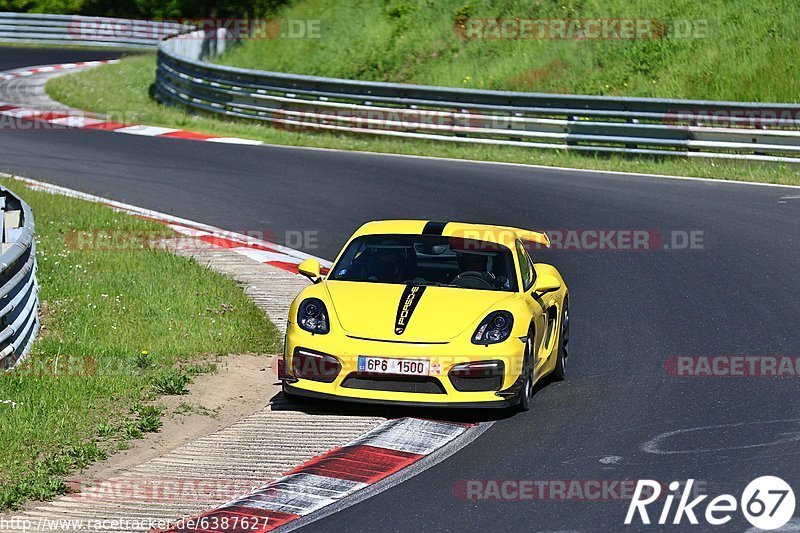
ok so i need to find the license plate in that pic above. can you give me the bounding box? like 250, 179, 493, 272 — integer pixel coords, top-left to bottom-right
358, 356, 430, 376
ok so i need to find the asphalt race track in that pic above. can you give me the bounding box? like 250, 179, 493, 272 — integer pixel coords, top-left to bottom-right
1, 46, 799, 531
0, 46, 126, 72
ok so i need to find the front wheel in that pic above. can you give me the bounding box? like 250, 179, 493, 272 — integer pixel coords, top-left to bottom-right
517, 328, 535, 411
551, 299, 569, 381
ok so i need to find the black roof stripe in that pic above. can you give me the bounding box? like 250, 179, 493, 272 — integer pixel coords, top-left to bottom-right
422, 221, 448, 235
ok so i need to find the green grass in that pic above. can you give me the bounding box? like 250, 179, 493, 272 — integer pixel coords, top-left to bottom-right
0, 177, 280, 510
151, 368, 191, 395
216, 0, 800, 103
46, 54, 800, 186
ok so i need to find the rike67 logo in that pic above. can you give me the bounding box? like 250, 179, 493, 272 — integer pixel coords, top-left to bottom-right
625, 477, 796, 530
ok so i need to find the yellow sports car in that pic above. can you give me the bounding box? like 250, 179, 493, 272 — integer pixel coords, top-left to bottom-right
280, 220, 569, 410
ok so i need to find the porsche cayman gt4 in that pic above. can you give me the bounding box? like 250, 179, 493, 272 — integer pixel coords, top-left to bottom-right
280, 220, 569, 410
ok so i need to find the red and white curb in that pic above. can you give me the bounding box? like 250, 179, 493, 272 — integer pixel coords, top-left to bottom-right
0, 62, 264, 146
157, 418, 473, 532
0, 60, 118, 81
10, 175, 332, 275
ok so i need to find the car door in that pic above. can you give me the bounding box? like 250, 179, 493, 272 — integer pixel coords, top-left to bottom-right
516, 240, 548, 374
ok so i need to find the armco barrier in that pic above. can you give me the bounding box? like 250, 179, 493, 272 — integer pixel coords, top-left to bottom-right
0, 184, 38, 368
156, 29, 800, 164
0, 12, 185, 48
4, 12, 800, 163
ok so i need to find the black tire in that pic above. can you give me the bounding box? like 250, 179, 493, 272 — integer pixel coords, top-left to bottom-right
517, 327, 535, 411
551, 299, 569, 381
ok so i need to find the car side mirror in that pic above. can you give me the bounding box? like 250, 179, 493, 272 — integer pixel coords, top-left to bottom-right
532, 273, 561, 295
298, 258, 322, 283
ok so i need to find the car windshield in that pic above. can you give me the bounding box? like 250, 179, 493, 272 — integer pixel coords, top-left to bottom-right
329, 234, 518, 292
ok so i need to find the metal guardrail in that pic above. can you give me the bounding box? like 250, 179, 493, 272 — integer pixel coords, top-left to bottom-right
0, 185, 38, 369
156, 29, 800, 164
0, 12, 185, 48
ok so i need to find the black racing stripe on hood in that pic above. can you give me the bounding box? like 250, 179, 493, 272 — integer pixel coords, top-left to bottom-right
394, 284, 427, 335
422, 221, 448, 235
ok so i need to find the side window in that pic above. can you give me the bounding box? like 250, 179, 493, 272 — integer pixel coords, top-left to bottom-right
526, 249, 537, 288
515, 240, 535, 291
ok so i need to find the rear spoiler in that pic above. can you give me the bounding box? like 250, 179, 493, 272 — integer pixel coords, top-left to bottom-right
506, 228, 551, 248
448, 224, 550, 248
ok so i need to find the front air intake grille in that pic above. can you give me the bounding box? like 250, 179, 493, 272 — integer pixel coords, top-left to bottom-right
341, 373, 446, 394
449, 374, 504, 392
448, 360, 505, 392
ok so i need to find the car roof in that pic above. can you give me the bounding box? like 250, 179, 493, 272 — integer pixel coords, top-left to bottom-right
351, 220, 550, 248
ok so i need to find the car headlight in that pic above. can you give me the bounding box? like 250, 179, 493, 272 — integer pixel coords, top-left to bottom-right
472, 311, 513, 345
297, 298, 330, 334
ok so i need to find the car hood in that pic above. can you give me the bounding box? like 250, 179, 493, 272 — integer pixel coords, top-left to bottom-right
324, 280, 516, 342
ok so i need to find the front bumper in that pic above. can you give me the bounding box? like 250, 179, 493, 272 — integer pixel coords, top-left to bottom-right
283, 382, 518, 409
282, 322, 526, 408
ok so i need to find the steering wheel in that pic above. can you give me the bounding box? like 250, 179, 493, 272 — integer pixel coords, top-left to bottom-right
452, 271, 494, 289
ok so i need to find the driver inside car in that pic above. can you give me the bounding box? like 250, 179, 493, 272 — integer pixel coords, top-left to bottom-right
454, 251, 510, 290
367, 246, 407, 283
